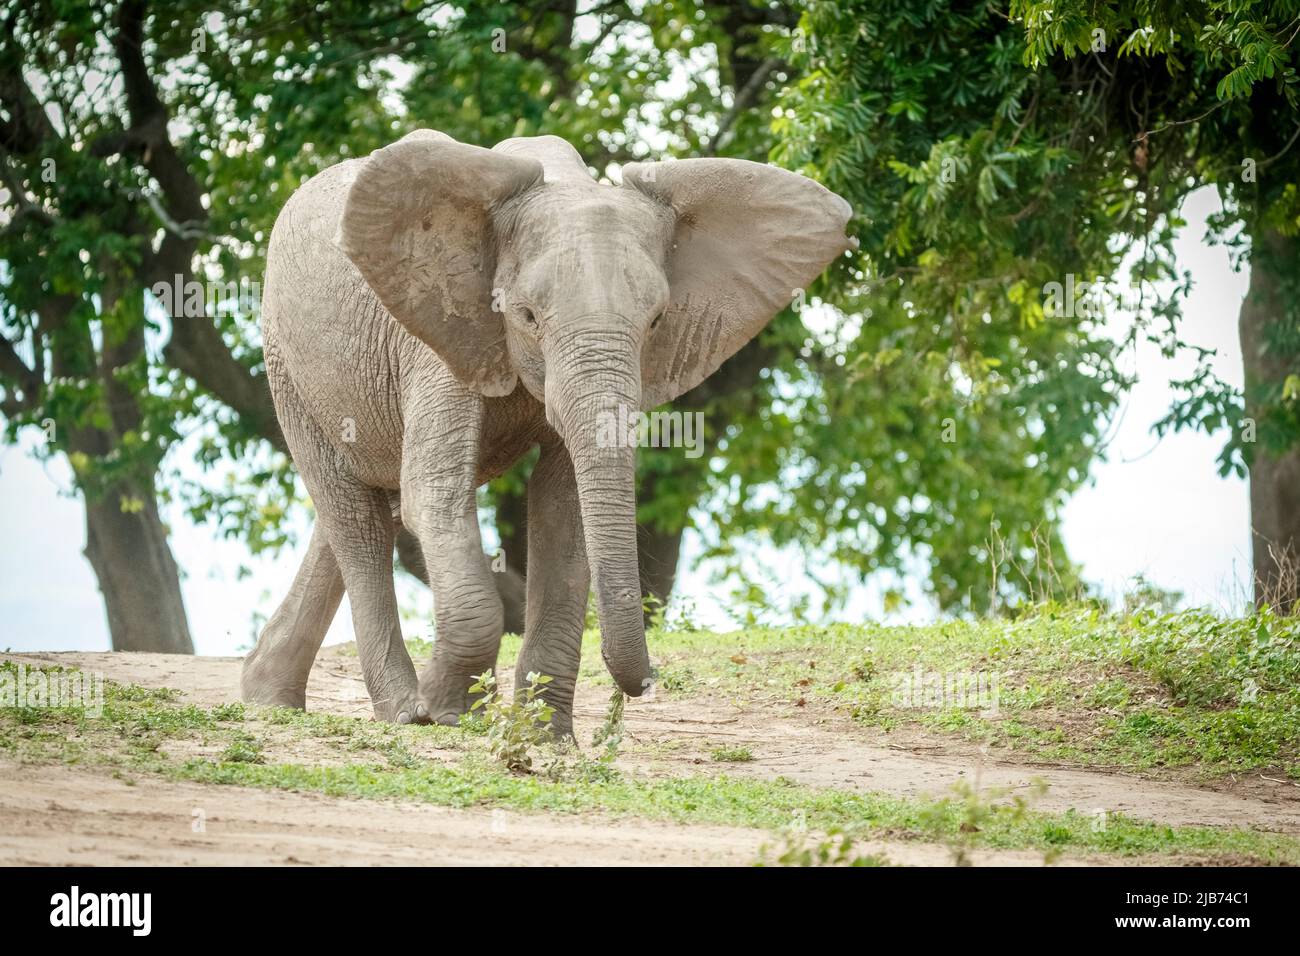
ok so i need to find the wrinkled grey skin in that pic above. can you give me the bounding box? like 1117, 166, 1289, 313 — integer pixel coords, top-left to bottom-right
241, 131, 854, 736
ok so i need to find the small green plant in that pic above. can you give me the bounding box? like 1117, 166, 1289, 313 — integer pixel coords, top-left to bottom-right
382, 741, 420, 769
923, 776, 1049, 866
538, 688, 627, 782
710, 745, 754, 762
1085, 679, 1131, 710
668, 596, 701, 633
457, 712, 489, 736
210, 702, 246, 722
469, 670, 555, 773
757, 828, 889, 867
655, 664, 695, 693
542, 738, 622, 784
220, 732, 264, 764
8, 707, 43, 726
851, 654, 876, 683
591, 688, 625, 757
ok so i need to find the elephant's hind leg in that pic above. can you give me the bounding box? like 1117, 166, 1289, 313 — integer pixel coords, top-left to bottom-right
241, 524, 344, 710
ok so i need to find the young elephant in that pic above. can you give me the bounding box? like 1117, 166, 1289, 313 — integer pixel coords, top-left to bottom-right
241, 130, 853, 736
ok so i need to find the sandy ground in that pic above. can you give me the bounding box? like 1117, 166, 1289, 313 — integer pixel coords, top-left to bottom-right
1, 760, 1098, 866
2, 647, 1298, 865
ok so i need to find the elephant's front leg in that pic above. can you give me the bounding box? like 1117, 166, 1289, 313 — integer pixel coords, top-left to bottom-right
402, 393, 505, 725
515, 440, 590, 740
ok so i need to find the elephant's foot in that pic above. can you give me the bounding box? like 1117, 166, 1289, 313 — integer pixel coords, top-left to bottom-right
240, 655, 308, 710
371, 695, 431, 725
418, 662, 491, 726
546, 712, 575, 744
369, 678, 432, 725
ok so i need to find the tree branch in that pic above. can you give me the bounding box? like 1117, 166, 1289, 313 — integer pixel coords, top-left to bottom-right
0, 145, 58, 229
93, 1, 284, 452
514, 0, 579, 98
102, 0, 207, 232
0, 67, 58, 152
0, 333, 41, 409
162, 316, 286, 453
704, 56, 779, 156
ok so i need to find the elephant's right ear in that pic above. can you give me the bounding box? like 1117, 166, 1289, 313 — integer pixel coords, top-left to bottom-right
338, 134, 544, 397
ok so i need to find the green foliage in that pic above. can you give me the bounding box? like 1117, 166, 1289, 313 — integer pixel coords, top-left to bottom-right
6, 0, 1297, 633
924, 777, 1050, 866
590, 687, 625, 756
757, 827, 889, 867
751, 0, 1135, 612
709, 745, 754, 762
1008, 0, 1300, 476
469, 670, 555, 773
1119, 605, 1300, 707
758, 0, 1300, 611
220, 731, 264, 764
850, 653, 876, 683
209, 701, 247, 722
636, 604, 1300, 776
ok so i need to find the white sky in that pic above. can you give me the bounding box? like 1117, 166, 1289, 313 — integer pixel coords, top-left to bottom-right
0, 186, 1251, 653
1060, 188, 1251, 614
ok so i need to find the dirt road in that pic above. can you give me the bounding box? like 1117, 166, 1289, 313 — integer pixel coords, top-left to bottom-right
2, 647, 1297, 865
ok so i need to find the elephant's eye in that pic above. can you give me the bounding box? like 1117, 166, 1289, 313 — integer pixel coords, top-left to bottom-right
522, 308, 538, 327
651, 311, 664, 330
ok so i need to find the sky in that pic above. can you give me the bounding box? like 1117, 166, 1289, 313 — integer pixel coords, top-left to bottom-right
1059, 189, 1252, 615
0, 185, 1252, 655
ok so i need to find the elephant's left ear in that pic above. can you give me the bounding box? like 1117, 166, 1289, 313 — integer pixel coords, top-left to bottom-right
622, 158, 855, 407
338, 132, 544, 397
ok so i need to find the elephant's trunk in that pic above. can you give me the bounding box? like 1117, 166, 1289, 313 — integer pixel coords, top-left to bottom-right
547, 325, 653, 697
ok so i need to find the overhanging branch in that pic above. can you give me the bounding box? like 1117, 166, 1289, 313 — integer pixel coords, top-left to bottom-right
704, 57, 779, 156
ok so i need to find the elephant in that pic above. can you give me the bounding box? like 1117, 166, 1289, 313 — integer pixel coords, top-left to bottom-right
239, 129, 854, 737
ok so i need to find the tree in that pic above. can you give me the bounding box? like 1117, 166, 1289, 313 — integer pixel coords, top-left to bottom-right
1008, 0, 1300, 607
759, 0, 1299, 613
746, 0, 1131, 613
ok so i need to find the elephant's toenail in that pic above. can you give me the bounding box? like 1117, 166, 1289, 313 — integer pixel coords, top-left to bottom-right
397, 710, 411, 724
415, 703, 429, 719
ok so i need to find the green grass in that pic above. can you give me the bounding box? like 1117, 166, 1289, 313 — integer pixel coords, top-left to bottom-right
220, 731, 264, 764
9, 603, 1300, 785
169, 756, 1300, 862
635, 604, 1300, 778
710, 745, 755, 762
3, 659, 1299, 864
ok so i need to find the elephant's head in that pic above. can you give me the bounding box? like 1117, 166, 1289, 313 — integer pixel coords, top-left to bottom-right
337, 130, 854, 697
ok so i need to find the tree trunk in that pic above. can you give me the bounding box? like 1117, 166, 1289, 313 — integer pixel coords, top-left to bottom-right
83, 480, 194, 654
638, 521, 685, 620
1240, 227, 1300, 609
493, 479, 530, 634
636, 466, 685, 623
